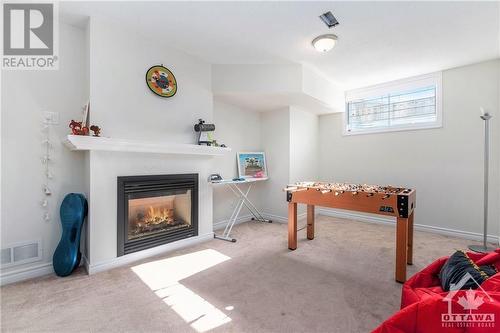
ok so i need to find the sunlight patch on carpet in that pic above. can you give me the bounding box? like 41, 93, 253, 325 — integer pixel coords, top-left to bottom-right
132, 249, 232, 332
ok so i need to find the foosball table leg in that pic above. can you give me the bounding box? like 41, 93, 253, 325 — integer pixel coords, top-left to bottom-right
395, 217, 409, 283
288, 202, 297, 250
407, 212, 414, 265
307, 205, 315, 240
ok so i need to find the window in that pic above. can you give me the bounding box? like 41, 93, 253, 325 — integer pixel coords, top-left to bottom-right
344, 72, 442, 135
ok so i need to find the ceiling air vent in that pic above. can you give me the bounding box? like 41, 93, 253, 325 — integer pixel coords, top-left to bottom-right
319, 11, 339, 28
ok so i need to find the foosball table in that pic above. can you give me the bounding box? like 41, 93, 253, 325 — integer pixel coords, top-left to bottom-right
285, 182, 416, 283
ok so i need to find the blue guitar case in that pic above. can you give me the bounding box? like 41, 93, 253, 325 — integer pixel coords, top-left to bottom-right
53, 193, 88, 277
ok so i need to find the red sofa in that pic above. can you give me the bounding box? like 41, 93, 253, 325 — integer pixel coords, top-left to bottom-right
373, 249, 500, 333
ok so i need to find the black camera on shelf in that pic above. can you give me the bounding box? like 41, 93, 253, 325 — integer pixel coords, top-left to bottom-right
194, 119, 226, 147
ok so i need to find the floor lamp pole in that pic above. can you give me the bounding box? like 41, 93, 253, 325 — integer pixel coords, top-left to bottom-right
469, 111, 495, 253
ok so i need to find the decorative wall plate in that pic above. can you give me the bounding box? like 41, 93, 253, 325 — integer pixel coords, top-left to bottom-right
145, 65, 177, 98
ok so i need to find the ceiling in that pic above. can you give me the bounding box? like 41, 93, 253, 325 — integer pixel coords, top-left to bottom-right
215, 92, 338, 114
61, 1, 499, 89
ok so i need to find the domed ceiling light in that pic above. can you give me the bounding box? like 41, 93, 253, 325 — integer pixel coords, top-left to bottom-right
312, 34, 338, 53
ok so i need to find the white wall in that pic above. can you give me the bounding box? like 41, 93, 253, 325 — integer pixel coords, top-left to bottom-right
259, 108, 290, 219
212, 100, 262, 224
212, 64, 302, 94
301, 66, 344, 112
289, 106, 319, 183
89, 17, 212, 143
212, 64, 344, 114
319, 60, 500, 238
1, 23, 88, 275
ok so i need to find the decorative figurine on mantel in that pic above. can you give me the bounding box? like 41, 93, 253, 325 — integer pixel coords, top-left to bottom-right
69, 120, 89, 135
69, 120, 102, 137
90, 125, 101, 137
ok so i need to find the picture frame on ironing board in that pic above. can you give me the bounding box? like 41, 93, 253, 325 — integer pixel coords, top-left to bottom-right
237, 152, 268, 179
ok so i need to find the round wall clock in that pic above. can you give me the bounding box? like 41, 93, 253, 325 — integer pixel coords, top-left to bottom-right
145, 65, 177, 98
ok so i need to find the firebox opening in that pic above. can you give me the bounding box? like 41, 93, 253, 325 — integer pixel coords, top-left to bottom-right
128, 190, 192, 240
117, 174, 198, 257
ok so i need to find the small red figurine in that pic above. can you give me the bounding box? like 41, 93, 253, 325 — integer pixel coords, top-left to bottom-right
69, 120, 89, 135
90, 125, 101, 137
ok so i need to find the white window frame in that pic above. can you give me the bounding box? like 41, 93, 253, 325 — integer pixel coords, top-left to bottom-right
343, 72, 443, 135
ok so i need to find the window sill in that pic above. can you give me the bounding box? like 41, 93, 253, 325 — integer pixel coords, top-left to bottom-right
342, 122, 443, 136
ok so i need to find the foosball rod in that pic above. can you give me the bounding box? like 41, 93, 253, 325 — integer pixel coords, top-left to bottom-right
283, 186, 308, 192
284, 186, 393, 198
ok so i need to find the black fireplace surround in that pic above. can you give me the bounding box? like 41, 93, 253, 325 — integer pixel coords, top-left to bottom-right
117, 174, 198, 256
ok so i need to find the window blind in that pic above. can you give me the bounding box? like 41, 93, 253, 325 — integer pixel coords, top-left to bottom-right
346, 85, 437, 133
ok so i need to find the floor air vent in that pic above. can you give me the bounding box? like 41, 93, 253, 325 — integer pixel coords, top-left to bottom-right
1, 248, 12, 265
1, 241, 42, 267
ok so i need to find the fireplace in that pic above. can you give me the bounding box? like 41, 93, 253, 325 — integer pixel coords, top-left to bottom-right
117, 174, 198, 256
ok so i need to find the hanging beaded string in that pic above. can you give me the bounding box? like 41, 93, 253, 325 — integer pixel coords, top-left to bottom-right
42, 114, 53, 222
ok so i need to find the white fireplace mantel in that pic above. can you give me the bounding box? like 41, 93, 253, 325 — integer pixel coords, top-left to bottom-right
63, 135, 231, 156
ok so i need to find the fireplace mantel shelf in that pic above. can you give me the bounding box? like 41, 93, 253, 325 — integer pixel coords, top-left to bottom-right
63, 135, 231, 156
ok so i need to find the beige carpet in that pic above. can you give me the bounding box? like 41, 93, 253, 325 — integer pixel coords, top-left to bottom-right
1, 216, 478, 332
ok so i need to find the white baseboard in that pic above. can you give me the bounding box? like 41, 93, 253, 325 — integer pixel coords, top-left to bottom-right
262, 212, 307, 223
0, 262, 54, 286
82, 252, 90, 274
87, 232, 214, 275
317, 208, 394, 226
213, 212, 308, 226
317, 208, 499, 244
213, 214, 253, 231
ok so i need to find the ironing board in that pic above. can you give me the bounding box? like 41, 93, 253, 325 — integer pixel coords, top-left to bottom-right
211, 177, 271, 242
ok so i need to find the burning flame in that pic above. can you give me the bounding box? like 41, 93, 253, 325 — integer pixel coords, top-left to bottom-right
144, 206, 174, 225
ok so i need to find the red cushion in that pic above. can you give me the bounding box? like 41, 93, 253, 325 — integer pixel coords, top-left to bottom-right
374, 249, 500, 333
401, 250, 500, 309
373, 290, 500, 333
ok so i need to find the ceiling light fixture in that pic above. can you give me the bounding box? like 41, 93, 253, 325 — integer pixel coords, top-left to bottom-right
312, 34, 338, 53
